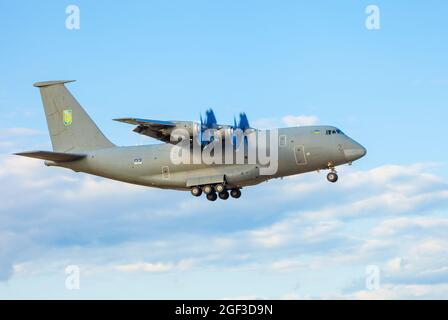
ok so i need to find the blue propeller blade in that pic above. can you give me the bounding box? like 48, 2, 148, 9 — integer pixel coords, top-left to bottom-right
204, 108, 217, 129
238, 112, 250, 131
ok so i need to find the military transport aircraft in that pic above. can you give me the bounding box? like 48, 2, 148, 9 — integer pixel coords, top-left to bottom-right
15, 80, 366, 201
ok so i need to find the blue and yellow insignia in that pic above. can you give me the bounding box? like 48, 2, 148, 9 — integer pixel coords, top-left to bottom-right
312, 129, 321, 135
63, 109, 72, 126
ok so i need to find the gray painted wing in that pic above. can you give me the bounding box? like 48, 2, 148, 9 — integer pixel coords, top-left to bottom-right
114, 118, 176, 142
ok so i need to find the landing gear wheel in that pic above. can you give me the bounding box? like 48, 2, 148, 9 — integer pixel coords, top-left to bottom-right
327, 172, 338, 183
203, 185, 213, 195
230, 188, 241, 199
215, 184, 225, 193
191, 186, 202, 197
206, 192, 217, 201
218, 191, 229, 200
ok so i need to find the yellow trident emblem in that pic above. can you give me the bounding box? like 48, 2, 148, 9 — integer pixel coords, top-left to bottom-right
63, 109, 72, 126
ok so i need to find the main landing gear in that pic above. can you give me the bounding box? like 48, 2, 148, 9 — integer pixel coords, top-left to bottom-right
191, 184, 241, 201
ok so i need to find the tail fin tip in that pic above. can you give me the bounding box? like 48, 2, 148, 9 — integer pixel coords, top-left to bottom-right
33, 80, 76, 88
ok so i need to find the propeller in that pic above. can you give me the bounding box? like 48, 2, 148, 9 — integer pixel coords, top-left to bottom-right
230, 112, 251, 146
237, 112, 250, 131
199, 108, 218, 145
198, 109, 252, 146
204, 108, 217, 129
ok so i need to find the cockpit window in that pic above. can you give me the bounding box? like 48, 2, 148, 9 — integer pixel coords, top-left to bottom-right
326, 129, 344, 135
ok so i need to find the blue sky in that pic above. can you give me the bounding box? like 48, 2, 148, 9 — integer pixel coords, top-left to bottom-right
0, 1, 447, 299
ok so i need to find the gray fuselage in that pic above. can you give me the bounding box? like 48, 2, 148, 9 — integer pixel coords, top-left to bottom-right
51, 125, 366, 191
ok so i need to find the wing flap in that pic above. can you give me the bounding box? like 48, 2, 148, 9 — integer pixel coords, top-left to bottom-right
14, 150, 86, 162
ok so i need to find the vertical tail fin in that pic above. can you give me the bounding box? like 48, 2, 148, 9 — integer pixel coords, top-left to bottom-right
33, 80, 115, 152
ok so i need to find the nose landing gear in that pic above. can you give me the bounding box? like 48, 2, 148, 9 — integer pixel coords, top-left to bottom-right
326, 162, 338, 183
327, 171, 338, 183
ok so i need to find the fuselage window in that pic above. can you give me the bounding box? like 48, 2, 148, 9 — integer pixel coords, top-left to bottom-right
326, 129, 342, 135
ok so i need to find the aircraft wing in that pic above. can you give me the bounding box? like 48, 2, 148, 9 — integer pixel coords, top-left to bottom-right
114, 117, 177, 143
114, 113, 254, 145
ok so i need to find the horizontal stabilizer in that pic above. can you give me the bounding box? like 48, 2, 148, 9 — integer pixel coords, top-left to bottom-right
14, 150, 86, 162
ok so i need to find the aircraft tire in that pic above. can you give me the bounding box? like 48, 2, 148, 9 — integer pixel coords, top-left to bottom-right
206, 192, 217, 201
215, 184, 225, 193
203, 185, 213, 194
218, 191, 229, 200
191, 186, 202, 197
327, 172, 338, 183
230, 189, 241, 199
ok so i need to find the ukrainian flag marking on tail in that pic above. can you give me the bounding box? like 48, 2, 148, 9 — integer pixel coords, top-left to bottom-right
63, 109, 72, 126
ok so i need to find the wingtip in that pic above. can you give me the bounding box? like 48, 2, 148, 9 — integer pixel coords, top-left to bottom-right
113, 118, 132, 122
14, 151, 35, 156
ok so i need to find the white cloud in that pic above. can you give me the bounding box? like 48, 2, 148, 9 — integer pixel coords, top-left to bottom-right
243, 163, 447, 226
252, 114, 319, 129
249, 220, 292, 248
282, 115, 319, 127
269, 259, 307, 271
410, 239, 448, 256
372, 217, 448, 236
0, 154, 447, 299
61, 175, 145, 201
250, 118, 280, 129
385, 257, 403, 273
115, 258, 195, 273
0, 128, 44, 137
348, 283, 448, 300
341, 163, 444, 191
115, 262, 174, 273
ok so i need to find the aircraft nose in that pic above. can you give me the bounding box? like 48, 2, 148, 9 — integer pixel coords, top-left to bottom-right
343, 142, 367, 162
